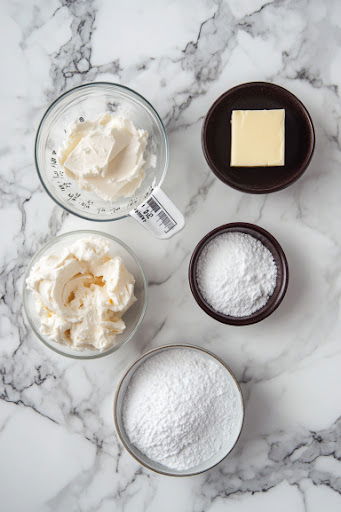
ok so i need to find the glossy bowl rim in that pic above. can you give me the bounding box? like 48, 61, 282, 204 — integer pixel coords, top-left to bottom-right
188, 222, 289, 325
113, 343, 245, 477
34, 81, 169, 222
23, 229, 148, 359
201, 81, 315, 194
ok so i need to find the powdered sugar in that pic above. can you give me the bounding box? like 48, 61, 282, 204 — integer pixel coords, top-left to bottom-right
196, 232, 277, 317
122, 348, 243, 471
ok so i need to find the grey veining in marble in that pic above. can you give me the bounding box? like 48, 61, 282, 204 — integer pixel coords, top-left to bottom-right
1, 0, 341, 511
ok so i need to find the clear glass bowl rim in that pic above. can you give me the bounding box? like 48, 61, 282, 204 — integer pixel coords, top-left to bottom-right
34, 81, 169, 222
23, 229, 148, 360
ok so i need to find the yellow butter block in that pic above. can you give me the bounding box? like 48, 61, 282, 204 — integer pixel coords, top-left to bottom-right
230, 109, 285, 166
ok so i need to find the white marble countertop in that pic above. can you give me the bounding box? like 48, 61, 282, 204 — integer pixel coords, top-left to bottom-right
1, 0, 341, 510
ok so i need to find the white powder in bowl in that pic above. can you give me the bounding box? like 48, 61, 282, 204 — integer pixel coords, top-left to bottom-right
122, 348, 243, 471
196, 232, 277, 317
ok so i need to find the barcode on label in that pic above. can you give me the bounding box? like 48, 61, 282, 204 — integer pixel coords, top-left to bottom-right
131, 187, 184, 238
147, 196, 176, 233
147, 197, 161, 213
158, 210, 175, 231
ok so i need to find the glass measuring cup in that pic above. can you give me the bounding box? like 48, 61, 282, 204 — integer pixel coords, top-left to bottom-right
35, 82, 184, 238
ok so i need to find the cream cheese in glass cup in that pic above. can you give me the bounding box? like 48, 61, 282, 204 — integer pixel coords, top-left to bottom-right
35, 83, 184, 238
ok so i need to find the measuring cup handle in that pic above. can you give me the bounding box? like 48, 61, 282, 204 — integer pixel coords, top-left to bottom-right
129, 187, 185, 239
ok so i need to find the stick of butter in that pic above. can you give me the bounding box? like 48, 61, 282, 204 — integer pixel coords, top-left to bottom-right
230, 109, 285, 167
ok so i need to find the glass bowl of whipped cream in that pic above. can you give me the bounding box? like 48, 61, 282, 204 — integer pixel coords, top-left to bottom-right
35, 82, 168, 222
23, 230, 147, 359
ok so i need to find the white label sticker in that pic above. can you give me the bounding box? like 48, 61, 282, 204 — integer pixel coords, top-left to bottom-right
130, 187, 185, 239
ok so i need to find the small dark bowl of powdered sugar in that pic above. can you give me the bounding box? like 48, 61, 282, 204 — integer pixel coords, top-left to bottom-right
114, 345, 244, 476
189, 223, 289, 325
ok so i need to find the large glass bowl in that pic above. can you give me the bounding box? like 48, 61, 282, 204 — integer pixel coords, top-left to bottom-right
23, 230, 147, 359
114, 344, 244, 476
35, 83, 169, 221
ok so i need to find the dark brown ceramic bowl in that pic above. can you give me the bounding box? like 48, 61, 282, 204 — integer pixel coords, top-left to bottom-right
189, 223, 289, 325
202, 82, 315, 193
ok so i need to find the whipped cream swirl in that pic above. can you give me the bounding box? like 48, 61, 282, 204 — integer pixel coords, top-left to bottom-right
26, 236, 136, 351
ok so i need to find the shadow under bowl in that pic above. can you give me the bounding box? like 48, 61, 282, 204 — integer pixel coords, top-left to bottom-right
188, 223, 289, 326
202, 81, 315, 194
